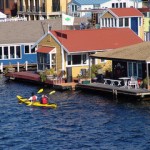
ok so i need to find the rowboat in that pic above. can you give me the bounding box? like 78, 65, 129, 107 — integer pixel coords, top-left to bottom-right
17, 95, 57, 108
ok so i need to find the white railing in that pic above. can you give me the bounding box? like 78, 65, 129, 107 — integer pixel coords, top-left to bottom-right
17, 61, 28, 72
0, 17, 27, 22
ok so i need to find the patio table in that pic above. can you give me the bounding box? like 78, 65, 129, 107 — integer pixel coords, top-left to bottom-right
119, 77, 131, 87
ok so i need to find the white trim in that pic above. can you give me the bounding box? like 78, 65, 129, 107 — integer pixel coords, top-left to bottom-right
61, 46, 65, 70
66, 53, 89, 67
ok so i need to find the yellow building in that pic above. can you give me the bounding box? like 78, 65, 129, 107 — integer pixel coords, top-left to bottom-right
33, 28, 143, 81
17, 0, 71, 20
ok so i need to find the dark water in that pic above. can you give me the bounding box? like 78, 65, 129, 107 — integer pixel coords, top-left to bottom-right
1, 77, 150, 150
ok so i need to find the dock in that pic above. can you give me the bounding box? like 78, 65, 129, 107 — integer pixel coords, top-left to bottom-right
5, 71, 150, 101
76, 83, 150, 100
5, 71, 77, 91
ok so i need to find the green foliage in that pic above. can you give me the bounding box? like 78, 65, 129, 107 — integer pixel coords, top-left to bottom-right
44, 68, 55, 75
91, 64, 104, 78
39, 72, 47, 82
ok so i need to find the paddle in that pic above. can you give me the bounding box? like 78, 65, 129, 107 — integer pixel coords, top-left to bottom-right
37, 88, 44, 94
49, 90, 56, 95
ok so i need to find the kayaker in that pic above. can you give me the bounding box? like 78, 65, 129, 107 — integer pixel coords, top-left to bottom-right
41, 94, 48, 104
29, 92, 37, 102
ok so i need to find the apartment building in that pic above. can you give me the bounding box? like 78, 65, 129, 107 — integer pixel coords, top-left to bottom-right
17, 0, 71, 21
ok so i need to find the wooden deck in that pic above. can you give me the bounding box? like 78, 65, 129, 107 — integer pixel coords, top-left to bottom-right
76, 83, 150, 100
5, 71, 77, 90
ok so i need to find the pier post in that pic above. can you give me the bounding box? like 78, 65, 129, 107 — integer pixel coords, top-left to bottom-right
25, 61, 28, 71
0, 63, 3, 72
17, 62, 19, 72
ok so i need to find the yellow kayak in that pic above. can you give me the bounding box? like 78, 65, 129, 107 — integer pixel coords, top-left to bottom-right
17, 95, 57, 108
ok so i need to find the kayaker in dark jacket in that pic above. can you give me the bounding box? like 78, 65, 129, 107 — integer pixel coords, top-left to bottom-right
41, 94, 48, 104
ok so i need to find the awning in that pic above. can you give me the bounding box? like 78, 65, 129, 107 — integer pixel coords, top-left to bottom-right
36, 46, 56, 54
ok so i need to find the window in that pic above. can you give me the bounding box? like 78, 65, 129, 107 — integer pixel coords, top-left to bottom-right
94, 4, 100, 9
10, 46, 15, 58
114, 19, 117, 27
128, 62, 142, 78
6, 0, 9, 8
133, 63, 137, 77
116, 3, 118, 8
105, 18, 107, 27
25, 45, 30, 53
0, 0, 4, 9
112, 3, 115, 8
52, 0, 60, 12
125, 18, 129, 27
72, 55, 81, 65
31, 45, 36, 53
123, 3, 126, 8
83, 54, 87, 64
4, 47, 8, 59
16, 46, 21, 58
111, 18, 114, 27
119, 18, 123, 27
67, 54, 88, 66
120, 3, 122, 8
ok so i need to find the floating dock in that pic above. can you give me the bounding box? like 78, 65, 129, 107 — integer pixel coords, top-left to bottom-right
76, 83, 150, 100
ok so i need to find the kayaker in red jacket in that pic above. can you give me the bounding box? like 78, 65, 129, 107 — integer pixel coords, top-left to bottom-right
29, 92, 37, 102
41, 94, 48, 104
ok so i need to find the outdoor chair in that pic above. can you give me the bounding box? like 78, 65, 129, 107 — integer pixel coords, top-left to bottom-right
128, 76, 139, 89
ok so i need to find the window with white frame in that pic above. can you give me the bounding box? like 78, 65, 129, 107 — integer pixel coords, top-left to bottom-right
0, 45, 21, 59
16, 46, 21, 58
67, 54, 88, 66
10, 46, 15, 58
125, 18, 129, 27
4, 47, 8, 59
119, 18, 123, 27
24, 45, 36, 54
123, 3, 126, 8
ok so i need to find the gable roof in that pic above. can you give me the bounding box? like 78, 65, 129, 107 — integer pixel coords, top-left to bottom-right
109, 8, 143, 17
71, 0, 110, 5
0, 17, 88, 44
50, 28, 143, 53
36, 46, 55, 53
90, 42, 150, 62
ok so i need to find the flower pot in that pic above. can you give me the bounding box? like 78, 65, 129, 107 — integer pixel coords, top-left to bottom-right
46, 75, 53, 80
8, 68, 15, 73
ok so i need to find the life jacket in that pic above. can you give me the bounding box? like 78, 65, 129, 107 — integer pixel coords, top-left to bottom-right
41, 97, 48, 104
32, 95, 37, 101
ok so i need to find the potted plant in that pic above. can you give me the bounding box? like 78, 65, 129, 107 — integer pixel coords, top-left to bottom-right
77, 69, 91, 84
45, 68, 55, 80
5, 64, 15, 74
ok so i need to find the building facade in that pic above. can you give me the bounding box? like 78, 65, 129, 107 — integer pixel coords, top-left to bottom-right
17, 0, 71, 21
68, 0, 142, 18
0, 0, 17, 17
99, 8, 144, 40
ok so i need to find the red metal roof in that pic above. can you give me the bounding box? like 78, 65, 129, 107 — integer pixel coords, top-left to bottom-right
36, 46, 54, 53
110, 8, 143, 17
51, 28, 143, 53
